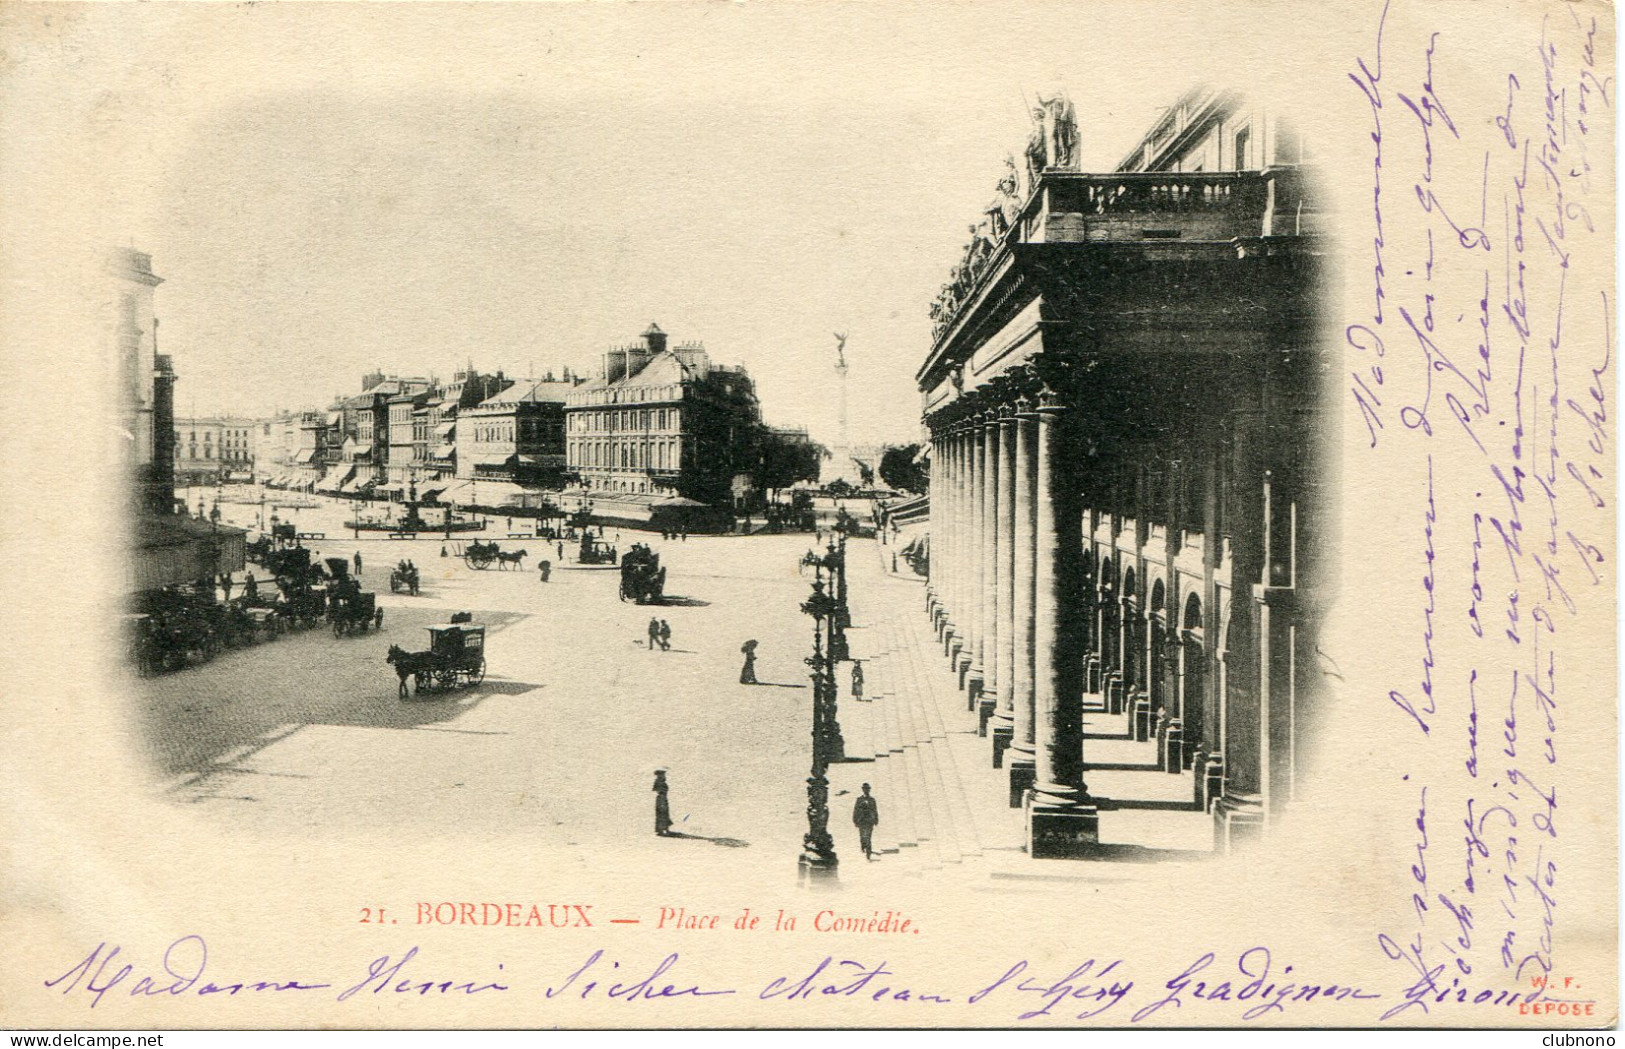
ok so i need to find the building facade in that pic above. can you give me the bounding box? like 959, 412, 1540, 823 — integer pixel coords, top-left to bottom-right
564, 324, 761, 506
113, 247, 245, 591
172, 417, 256, 486
920, 87, 1329, 857
456, 377, 574, 491
109, 248, 176, 517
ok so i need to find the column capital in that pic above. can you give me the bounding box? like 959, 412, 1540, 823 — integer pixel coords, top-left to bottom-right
1035, 386, 1069, 414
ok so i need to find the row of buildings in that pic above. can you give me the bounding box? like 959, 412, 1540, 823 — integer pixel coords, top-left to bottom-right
244, 323, 789, 519
917, 86, 1331, 856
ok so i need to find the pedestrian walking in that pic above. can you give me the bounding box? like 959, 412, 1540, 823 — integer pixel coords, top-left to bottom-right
739, 639, 759, 684
853, 783, 879, 860
354, 550, 362, 575
556, 540, 565, 560
538, 559, 552, 582
653, 770, 673, 836
244, 571, 257, 601
658, 619, 672, 651
647, 617, 661, 650
219, 573, 233, 601
441, 544, 448, 557
891, 551, 899, 573
851, 660, 865, 700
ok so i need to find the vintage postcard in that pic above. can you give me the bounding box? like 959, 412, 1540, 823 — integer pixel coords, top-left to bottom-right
0, 0, 1615, 1033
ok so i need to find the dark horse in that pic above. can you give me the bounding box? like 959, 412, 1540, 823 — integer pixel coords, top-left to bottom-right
386, 644, 437, 700
495, 549, 528, 571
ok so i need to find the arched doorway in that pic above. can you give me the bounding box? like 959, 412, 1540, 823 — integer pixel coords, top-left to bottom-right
1148, 578, 1168, 719
1120, 566, 1139, 697
1097, 556, 1117, 679
1179, 591, 1205, 771
1080, 550, 1098, 691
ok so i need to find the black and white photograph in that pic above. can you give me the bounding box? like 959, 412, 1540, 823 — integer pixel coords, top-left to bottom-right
2, 0, 1616, 1034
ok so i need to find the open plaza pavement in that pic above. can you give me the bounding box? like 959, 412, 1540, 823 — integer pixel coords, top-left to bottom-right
135, 487, 1215, 888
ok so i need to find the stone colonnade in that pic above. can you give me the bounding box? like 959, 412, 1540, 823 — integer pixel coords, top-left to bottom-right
926, 387, 1098, 856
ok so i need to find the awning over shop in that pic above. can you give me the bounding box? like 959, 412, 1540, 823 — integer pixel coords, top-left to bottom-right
375, 482, 404, 494
464, 480, 527, 506
434, 443, 456, 459
316, 476, 344, 493
434, 421, 456, 436
327, 411, 343, 426
347, 441, 373, 456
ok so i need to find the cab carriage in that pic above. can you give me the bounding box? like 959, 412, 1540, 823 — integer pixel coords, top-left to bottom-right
385, 621, 486, 700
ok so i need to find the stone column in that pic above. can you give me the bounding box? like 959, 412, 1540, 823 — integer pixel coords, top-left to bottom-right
926, 432, 941, 617
978, 412, 999, 730
949, 426, 967, 666
990, 410, 1017, 761
1214, 410, 1267, 850
942, 427, 960, 651
1006, 403, 1037, 804
960, 419, 981, 696
1026, 396, 1098, 856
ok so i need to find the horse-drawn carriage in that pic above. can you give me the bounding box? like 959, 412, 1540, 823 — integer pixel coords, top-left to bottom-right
389, 561, 421, 595
618, 544, 666, 604
325, 558, 381, 636
386, 622, 486, 699
463, 540, 526, 571
463, 540, 500, 570
578, 532, 618, 565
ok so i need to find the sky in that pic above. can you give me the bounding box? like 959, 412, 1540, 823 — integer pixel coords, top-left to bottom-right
64, 2, 1328, 447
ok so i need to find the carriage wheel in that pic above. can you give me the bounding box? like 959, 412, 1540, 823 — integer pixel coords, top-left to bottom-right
435, 668, 458, 690
469, 659, 486, 686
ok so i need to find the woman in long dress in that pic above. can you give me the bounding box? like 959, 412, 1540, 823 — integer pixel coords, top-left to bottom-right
653, 770, 673, 836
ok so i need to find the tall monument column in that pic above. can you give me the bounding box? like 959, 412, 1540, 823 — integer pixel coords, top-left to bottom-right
1026, 396, 1098, 856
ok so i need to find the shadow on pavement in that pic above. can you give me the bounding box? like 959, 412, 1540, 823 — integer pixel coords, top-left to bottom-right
662, 832, 751, 848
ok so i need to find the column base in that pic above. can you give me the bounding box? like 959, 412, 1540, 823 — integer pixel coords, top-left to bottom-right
956, 656, 973, 690
1105, 674, 1125, 715
1026, 799, 1101, 858
1007, 758, 1036, 808
1085, 657, 1102, 694
990, 720, 1012, 762
979, 697, 998, 737
1131, 696, 1152, 742
965, 671, 984, 710
1213, 792, 1265, 854
1162, 719, 1184, 774
1195, 753, 1224, 812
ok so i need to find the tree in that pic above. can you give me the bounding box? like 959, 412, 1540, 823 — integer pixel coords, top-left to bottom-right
755, 428, 827, 500
878, 443, 929, 494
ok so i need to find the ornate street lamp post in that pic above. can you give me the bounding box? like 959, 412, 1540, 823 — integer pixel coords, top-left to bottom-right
798, 574, 841, 881
799, 547, 847, 763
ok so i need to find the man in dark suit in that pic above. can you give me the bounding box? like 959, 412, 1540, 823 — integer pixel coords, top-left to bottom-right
852, 783, 879, 860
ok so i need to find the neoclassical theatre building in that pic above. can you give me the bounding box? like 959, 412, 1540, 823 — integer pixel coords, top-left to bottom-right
920, 87, 1332, 856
